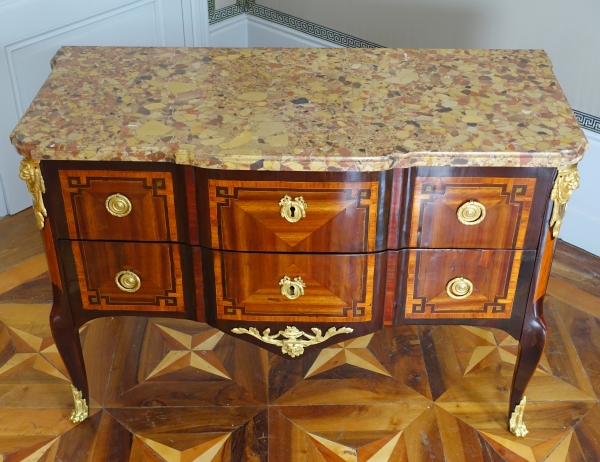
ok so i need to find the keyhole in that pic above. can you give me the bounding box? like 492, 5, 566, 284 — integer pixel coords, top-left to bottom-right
289, 206, 296, 217
289, 286, 295, 296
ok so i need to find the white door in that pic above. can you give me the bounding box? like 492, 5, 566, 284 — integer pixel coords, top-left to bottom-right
0, 0, 209, 216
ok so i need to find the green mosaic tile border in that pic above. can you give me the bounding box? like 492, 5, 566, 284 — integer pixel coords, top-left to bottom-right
209, 0, 246, 25
574, 110, 600, 134
247, 4, 382, 48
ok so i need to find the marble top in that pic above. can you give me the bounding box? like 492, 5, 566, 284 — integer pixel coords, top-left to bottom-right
11, 46, 588, 171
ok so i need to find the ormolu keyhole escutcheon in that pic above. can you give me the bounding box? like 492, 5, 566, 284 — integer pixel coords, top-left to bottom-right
279, 275, 306, 300
279, 195, 307, 223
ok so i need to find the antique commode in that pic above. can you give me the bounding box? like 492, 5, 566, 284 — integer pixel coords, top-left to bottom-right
11, 47, 587, 437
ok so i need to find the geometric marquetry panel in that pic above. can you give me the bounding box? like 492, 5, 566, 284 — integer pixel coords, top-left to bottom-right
410, 176, 537, 249
59, 169, 178, 242
69, 241, 185, 312
405, 249, 529, 319
209, 179, 379, 253
214, 251, 376, 322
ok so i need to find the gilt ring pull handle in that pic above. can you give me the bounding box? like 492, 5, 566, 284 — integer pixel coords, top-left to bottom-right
446, 277, 474, 299
279, 275, 306, 300
457, 200, 486, 225
105, 193, 132, 217
279, 195, 307, 223
115, 270, 141, 293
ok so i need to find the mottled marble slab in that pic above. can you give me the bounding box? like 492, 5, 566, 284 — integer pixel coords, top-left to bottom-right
11, 47, 588, 171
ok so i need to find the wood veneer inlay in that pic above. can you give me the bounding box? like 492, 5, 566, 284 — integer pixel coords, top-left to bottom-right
71, 241, 185, 312
214, 251, 376, 323
405, 249, 525, 319
209, 179, 379, 252
59, 170, 178, 242
410, 177, 536, 249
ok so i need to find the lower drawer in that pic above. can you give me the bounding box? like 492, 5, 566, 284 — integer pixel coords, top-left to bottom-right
61, 241, 188, 313
204, 250, 387, 324
399, 249, 536, 320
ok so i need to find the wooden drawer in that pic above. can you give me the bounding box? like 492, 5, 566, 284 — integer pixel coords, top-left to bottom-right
409, 176, 538, 249
208, 179, 380, 252
207, 250, 386, 323
58, 169, 178, 241
62, 241, 186, 313
401, 249, 535, 320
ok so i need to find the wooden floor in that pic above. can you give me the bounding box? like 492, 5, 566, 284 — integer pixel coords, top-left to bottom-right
0, 210, 599, 461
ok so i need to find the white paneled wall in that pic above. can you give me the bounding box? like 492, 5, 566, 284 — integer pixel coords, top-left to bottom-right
0, 0, 209, 218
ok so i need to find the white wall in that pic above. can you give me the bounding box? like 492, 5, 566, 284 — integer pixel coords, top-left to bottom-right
560, 130, 600, 256
209, 13, 248, 46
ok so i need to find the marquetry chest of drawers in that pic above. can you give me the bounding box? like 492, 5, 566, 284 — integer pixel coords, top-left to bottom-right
11, 46, 587, 438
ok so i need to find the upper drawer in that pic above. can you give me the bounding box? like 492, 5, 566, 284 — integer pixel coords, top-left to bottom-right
409, 176, 539, 249
58, 169, 178, 242
208, 179, 380, 252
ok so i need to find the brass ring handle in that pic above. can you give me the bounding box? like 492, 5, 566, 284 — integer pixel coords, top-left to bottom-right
446, 277, 474, 299
457, 200, 486, 225
115, 270, 141, 293
279, 275, 306, 300
279, 195, 307, 223
105, 193, 132, 217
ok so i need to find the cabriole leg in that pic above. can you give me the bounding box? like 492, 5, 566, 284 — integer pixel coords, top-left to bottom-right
508, 297, 547, 437
49, 285, 89, 423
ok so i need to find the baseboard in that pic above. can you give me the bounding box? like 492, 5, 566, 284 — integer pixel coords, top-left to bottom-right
208, 13, 248, 47
247, 15, 340, 48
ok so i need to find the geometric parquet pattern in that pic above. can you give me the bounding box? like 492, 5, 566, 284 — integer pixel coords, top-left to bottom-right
0, 210, 599, 461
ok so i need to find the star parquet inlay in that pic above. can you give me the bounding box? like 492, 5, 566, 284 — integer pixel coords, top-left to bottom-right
0, 210, 599, 461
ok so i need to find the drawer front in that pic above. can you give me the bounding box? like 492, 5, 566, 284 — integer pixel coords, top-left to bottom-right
66, 241, 185, 312
211, 251, 382, 323
208, 180, 379, 252
59, 169, 178, 241
403, 249, 534, 320
410, 176, 537, 249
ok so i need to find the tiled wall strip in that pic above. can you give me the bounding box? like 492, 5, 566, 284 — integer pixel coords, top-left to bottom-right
574, 110, 600, 134
209, 2, 598, 130
247, 4, 382, 48
209, 0, 245, 24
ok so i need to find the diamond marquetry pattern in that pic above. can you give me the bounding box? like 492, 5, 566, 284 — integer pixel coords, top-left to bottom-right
304, 334, 392, 379
209, 180, 379, 253
144, 325, 231, 380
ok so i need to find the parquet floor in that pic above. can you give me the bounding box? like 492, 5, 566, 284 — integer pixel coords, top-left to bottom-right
0, 209, 599, 461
